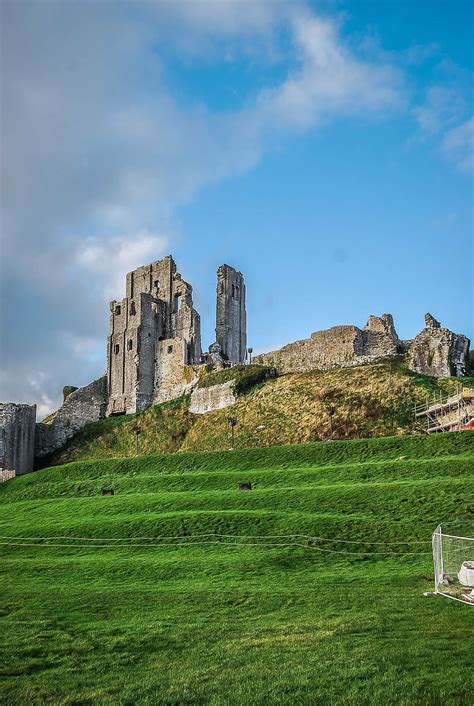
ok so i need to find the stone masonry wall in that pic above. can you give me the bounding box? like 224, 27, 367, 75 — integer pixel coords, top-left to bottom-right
35, 375, 107, 457
254, 315, 402, 374
0, 403, 36, 475
189, 380, 237, 414
153, 338, 199, 404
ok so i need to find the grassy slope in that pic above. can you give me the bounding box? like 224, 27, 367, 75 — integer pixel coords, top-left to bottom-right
1, 432, 473, 705
43, 360, 474, 466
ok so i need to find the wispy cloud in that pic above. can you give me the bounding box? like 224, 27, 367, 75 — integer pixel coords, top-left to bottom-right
1, 0, 464, 413
442, 117, 474, 173
411, 59, 473, 171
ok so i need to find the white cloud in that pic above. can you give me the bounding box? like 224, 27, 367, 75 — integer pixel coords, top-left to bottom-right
442, 117, 474, 173
76, 230, 169, 300
412, 85, 467, 135
253, 11, 402, 132
1, 0, 406, 411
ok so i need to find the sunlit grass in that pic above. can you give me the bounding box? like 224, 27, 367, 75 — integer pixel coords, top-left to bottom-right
1, 432, 473, 704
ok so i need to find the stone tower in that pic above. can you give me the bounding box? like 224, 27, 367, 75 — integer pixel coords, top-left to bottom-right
215, 264, 247, 364
0, 403, 36, 476
107, 256, 201, 415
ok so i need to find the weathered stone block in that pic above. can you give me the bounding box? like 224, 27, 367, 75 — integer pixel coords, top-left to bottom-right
189, 380, 237, 414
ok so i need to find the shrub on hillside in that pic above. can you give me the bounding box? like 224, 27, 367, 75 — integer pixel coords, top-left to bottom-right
197, 365, 276, 395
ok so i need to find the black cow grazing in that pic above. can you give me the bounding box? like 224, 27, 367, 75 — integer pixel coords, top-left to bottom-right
239, 482, 252, 491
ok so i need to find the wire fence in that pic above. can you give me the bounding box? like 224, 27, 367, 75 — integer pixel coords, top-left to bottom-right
0, 532, 433, 557
432, 524, 474, 605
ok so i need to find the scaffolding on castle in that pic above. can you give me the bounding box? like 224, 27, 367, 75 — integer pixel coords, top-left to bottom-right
414, 385, 474, 433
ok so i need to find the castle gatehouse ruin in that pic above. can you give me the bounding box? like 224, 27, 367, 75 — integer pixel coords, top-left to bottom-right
1, 253, 470, 469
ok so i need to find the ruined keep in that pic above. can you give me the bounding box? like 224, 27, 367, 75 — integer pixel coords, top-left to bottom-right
216, 265, 247, 364
106, 257, 249, 415
0, 403, 36, 477
31, 256, 248, 459
107, 256, 202, 415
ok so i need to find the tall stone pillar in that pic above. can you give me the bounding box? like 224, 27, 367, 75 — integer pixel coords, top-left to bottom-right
216, 264, 247, 364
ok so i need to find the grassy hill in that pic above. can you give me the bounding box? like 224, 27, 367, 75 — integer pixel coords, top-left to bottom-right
41, 360, 474, 466
1, 432, 473, 704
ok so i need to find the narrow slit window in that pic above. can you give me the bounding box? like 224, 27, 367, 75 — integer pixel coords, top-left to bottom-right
127, 339, 133, 351
167, 345, 173, 354
114, 344, 120, 354
130, 301, 136, 315
114, 305, 121, 316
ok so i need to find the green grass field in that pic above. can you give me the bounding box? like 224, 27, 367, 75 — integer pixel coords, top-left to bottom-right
1, 432, 473, 705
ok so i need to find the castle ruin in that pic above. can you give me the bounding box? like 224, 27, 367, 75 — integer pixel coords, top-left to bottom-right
254, 312, 469, 377
1, 252, 470, 471
105, 256, 247, 414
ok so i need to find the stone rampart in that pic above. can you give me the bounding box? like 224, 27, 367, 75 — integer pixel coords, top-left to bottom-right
254, 315, 402, 374
35, 375, 107, 457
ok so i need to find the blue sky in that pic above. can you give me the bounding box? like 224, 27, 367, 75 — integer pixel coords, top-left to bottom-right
1, 0, 473, 415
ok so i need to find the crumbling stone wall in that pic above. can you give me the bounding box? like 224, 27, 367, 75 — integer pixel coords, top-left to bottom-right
216, 264, 247, 364
408, 314, 469, 377
189, 380, 237, 414
363, 314, 405, 357
0, 403, 36, 475
107, 256, 201, 415
254, 315, 402, 374
35, 375, 107, 457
